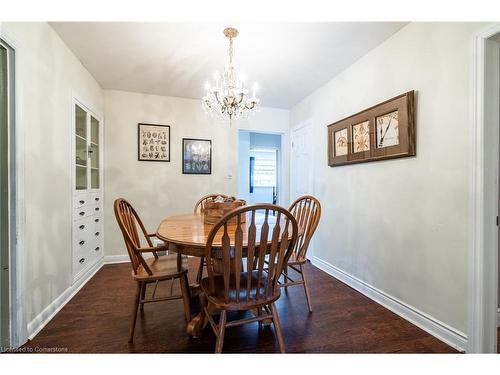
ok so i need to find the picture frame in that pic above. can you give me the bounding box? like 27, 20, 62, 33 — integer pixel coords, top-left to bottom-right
327, 91, 415, 167
182, 138, 212, 175
138, 123, 170, 162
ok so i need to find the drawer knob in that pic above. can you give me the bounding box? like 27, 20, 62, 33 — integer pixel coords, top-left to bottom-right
95, 207, 100, 211
79, 211, 85, 216
95, 197, 100, 202
95, 232, 100, 236
79, 225, 85, 229
95, 247, 100, 251
79, 240, 85, 246
79, 200, 85, 204
94, 219, 99, 223
79, 258, 85, 264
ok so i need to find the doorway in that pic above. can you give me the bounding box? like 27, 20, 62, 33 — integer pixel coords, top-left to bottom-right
238, 131, 282, 205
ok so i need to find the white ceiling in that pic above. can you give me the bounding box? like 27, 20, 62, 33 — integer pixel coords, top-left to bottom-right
51, 22, 407, 109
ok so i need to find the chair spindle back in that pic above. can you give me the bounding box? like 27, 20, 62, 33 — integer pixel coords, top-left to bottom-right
205, 204, 298, 305
114, 198, 158, 275
288, 195, 321, 262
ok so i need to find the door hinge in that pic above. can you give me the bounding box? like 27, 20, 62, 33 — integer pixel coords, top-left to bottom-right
496, 216, 499, 226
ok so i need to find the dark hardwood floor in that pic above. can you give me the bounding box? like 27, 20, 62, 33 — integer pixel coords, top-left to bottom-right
23, 258, 458, 353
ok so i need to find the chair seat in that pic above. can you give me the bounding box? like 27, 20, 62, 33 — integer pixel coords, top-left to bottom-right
133, 254, 188, 281
200, 271, 280, 310
287, 252, 306, 265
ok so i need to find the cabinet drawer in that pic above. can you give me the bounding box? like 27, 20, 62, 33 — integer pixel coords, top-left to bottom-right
73, 207, 91, 220
73, 253, 90, 277
89, 192, 102, 205
88, 203, 102, 215
73, 217, 91, 240
73, 232, 90, 253
91, 214, 102, 226
73, 193, 89, 209
90, 225, 102, 243
89, 236, 102, 258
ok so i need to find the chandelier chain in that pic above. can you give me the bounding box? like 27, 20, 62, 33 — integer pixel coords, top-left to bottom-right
229, 37, 233, 63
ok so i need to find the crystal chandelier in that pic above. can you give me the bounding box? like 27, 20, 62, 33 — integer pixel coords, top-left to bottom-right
202, 27, 260, 121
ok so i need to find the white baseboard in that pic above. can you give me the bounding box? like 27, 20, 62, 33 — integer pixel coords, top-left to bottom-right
27, 258, 104, 339
311, 256, 468, 352
103, 254, 131, 264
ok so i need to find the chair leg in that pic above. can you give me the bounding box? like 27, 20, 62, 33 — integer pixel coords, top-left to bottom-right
284, 265, 288, 292
129, 282, 142, 343
300, 264, 313, 313
270, 303, 285, 353
196, 257, 205, 284
179, 274, 191, 323
215, 310, 227, 354
140, 282, 147, 311
257, 306, 263, 329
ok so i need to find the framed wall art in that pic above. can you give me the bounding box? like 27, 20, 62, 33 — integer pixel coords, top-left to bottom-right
327, 91, 415, 167
182, 138, 212, 174
138, 123, 170, 162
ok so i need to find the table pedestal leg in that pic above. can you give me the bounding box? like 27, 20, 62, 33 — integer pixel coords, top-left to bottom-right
187, 290, 209, 338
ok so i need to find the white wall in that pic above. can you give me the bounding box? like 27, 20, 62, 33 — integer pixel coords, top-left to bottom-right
0, 22, 104, 335
104, 90, 289, 257
290, 22, 486, 337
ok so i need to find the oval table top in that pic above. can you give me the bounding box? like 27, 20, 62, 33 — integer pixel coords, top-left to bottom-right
156, 212, 295, 257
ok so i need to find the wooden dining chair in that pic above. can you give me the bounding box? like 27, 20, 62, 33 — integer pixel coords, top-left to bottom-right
200, 204, 299, 353
280, 195, 321, 313
194, 193, 230, 284
114, 198, 191, 343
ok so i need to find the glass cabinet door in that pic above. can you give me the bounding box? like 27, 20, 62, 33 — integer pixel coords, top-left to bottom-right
75, 104, 87, 190
90, 116, 100, 189
74, 104, 100, 190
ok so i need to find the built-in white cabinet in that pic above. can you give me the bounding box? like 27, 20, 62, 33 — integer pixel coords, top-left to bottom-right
72, 100, 103, 282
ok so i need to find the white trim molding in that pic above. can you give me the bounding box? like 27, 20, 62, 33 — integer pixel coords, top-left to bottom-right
27, 259, 103, 340
0, 26, 27, 349
311, 256, 467, 352
103, 254, 130, 264
468, 22, 500, 353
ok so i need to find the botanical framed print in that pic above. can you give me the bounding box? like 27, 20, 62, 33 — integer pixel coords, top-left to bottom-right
334, 128, 348, 156
352, 120, 370, 153
327, 91, 415, 166
182, 138, 212, 174
138, 123, 170, 162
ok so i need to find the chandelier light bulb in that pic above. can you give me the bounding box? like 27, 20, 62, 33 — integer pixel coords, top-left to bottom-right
252, 83, 258, 98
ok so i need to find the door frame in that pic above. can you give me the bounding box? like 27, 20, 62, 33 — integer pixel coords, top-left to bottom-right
0, 27, 26, 348
469, 22, 500, 353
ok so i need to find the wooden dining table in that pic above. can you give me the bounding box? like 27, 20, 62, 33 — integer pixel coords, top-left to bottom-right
156, 211, 298, 337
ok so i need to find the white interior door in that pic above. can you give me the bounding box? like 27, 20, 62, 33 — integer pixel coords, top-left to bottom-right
291, 122, 314, 259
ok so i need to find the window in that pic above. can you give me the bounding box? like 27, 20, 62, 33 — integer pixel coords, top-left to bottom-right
250, 148, 277, 188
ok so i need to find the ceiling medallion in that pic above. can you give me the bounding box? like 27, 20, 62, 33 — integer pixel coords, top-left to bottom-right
202, 27, 260, 122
